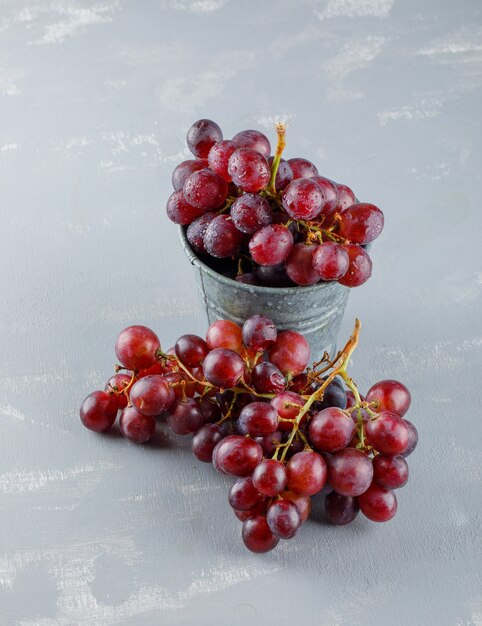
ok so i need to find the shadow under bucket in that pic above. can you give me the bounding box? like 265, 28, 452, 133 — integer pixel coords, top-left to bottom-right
179, 227, 351, 360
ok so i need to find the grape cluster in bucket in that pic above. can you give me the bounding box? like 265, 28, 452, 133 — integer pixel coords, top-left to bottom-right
166, 119, 384, 288
80, 317, 417, 553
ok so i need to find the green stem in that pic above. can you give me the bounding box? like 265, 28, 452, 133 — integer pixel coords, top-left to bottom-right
267, 122, 286, 196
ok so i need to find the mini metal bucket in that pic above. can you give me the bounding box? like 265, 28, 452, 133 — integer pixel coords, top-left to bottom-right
179, 227, 351, 361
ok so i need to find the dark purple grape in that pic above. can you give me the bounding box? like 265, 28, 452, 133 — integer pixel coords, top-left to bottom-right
166, 398, 204, 435
324, 492, 359, 525
232, 129, 271, 158
187, 119, 223, 158
288, 157, 318, 179
192, 423, 224, 462
266, 499, 301, 539
208, 140, 238, 181
183, 169, 228, 210
228, 148, 270, 193
203, 215, 243, 258
166, 190, 206, 225
268, 157, 293, 191
230, 193, 272, 234
255, 263, 295, 287
172, 159, 207, 191
251, 362, 286, 394
186, 212, 216, 254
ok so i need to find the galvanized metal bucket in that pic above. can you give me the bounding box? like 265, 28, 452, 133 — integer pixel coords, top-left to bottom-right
179, 227, 351, 361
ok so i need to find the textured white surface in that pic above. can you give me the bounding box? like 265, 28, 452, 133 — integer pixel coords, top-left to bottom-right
0, 0, 481, 624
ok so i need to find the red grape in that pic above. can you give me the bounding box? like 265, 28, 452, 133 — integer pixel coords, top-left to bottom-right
282, 179, 323, 220
203, 348, 245, 388
166, 398, 204, 435
119, 406, 156, 443
309, 407, 356, 452
234, 501, 269, 522
183, 169, 228, 210
191, 423, 224, 462
359, 483, 397, 522
251, 362, 286, 394
266, 499, 301, 539
339, 203, 384, 244
228, 477, 266, 511
186, 119, 223, 158
212, 434, 263, 476
207, 140, 238, 181
175, 334, 208, 367
268, 157, 293, 190
172, 159, 207, 191
270, 391, 305, 430
373, 454, 409, 489
206, 320, 243, 352
335, 183, 356, 211
115, 325, 160, 371
328, 448, 373, 497
254, 431, 283, 457
242, 314, 277, 350
288, 157, 318, 179
162, 371, 196, 399
310, 176, 339, 220
232, 129, 271, 158
366, 379, 411, 417
324, 492, 359, 525
130, 375, 175, 416
402, 420, 418, 457
242, 515, 279, 553
104, 373, 131, 409
285, 243, 320, 286
365, 411, 409, 455
230, 193, 272, 234
186, 212, 216, 254
337, 244, 372, 287
80, 390, 118, 432
238, 402, 278, 436
166, 189, 206, 225
228, 148, 270, 192
203, 215, 243, 258
312, 242, 349, 281
286, 451, 327, 496
252, 459, 287, 496
268, 330, 310, 376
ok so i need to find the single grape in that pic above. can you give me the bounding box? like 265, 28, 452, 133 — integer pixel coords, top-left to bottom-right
115, 325, 160, 371
310, 176, 339, 221
255, 263, 294, 287
242, 314, 277, 350
206, 319, 243, 352
166, 398, 204, 435
183, 169, 228, 210
402, 420, 418, 457
266, 500, 301, 539
242, 515, 279, 553
366, 380, 411, 417
337, 244, 372, 287
268, 330, 310, 376
228, 477, 266, 511
129, 375, 175, 416
232, 129, 271, 158
359, 483, 397, 522
288, 373, 309, 394
119, 406, 156, 443
104, 373, 131, 409
309, 407, 356, 452
286, 451, 327, 496
282, 179, 323, 220
212, 434, 263, 476
312, 242, 349, 281
254, 431, 283, 457
228, 148, 270, 192
282, 490, 311, 523
238, 402, 278, 437
186, 119, 223, 158
252, 459, 287, 496
186, 212, 216, 254
288, 157, 318, 179
285, 243, 320, 286
270, 391, 305, 431
373, 454, 409, 489
197, 397, 221, 423
251, 362, 286, 394
339, 203, 384, 244
203, 215, 244, 258
268, 157, 293, 190
79, 390, 118, 432
230, 193, 272, 234
203, 348, 245, 388
335, 183, 356, 211
175, 334, 209, 367
166, 189, 206, 225
207, 140, 238, 181
365, 411, 409, 455
324, 492, 359, 525
314, 377, 347, 410
192, 423, 224, 462
172, 159, 207, 191
328, 448, 373, 497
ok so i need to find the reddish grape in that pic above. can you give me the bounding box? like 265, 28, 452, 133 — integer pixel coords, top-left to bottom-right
254, 431, 283, 457
312, 242, 349, 281
270, 391, 305, 430
337, 244, 372, 287
339, 203, 384, 244
79, 390, 118, 432
206, 320, 243, 352
402, 420, 418, 457
119, 406, 156, 443
266, 500, 301, 539
324, 492, 359, 525
207, 140, 238, 181
232, 129, 271, 158
328, 448, 373, 497
166, 189, 206, 225
288, 157, 318, 179
197, 397, 221, 423
288, 373, 309, 394
234, 501, 269, 522
203, 215, 243, 258
230, 193, 272, 234
314, 377, 347, 410
166, 398, 204, 435
283, 491, 311, 523
286, 451, 327, 496
115, 325, 160, 371
191, 423, 224, 462
172, 159, 207, 191
242, 515, 279, 553
252, 459, 287, 496
186, 212, 216, 254
238, 402, 278, 437
366, 380, 411, 417
365, 411, 409, 455
268, 330, 310, 376
203, 348, 245, 388
335, 183, 356, 211
373, 454, 409, 489
310, 176, 339, 220
252, 362, 286, 394
359, 483, 397, 522
183, 169, 228, 210
282, 179, 323, 220
130, 375, 175, 416
212, 434, 263, 476
268, 157, 293, 191
309, 407, 356, 452
228, 477, 266, 511
242, 314, 277, 350
162, 371, 196, 399
186, 119, 223, 158
104, 373, 131, 409
286, 243, 320, 286
138, 360, 173, 378
175, 334, 209, 367
228, 148, 270, 192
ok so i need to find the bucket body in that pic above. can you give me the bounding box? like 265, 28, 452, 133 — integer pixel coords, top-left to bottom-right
179, 228, 350, 361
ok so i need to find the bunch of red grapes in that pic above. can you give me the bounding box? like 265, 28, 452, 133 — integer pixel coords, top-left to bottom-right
166, 119, 384, 288
80, 317, 417, 553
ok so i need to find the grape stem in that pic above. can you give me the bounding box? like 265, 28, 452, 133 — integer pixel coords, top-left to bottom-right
267, 122, 287, 196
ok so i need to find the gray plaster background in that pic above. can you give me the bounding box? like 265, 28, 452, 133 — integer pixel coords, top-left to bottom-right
1, 0, 481, 624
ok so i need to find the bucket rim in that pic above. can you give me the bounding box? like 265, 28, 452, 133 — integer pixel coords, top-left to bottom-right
178, 226, 348, 296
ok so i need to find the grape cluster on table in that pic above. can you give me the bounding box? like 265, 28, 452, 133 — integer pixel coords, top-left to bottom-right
80, 317, 418, 553
166, 119, 384, 288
